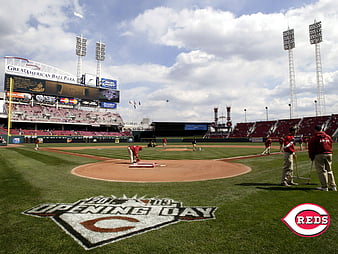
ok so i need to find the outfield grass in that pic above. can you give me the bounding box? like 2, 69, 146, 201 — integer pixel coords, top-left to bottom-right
1, 142, 337, 253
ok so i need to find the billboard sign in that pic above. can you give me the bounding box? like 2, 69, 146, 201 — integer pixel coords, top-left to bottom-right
59, 97, 78, 105
184, 124, 208, 131
101, 78, 117, 89
100, 102, 117, 109
35, 94, 56, 104
6, 91, 32, 100
5, 57, 76, 84
5, 74, 121, 104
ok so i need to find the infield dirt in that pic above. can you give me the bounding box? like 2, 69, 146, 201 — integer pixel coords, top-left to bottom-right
40, 144, 264, 183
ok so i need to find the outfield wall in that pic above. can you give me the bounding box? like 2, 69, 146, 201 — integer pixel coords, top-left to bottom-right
6, 135, 132, 144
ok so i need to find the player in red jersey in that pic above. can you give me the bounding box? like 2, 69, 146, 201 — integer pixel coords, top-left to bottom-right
308, 125, 337, 191
262, 137, 272, 155
128, 145, 143, 164
281, 126, 298, 186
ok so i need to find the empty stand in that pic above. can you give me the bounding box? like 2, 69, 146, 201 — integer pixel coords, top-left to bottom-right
229, 122, 255, 138
249, 121, 277, 137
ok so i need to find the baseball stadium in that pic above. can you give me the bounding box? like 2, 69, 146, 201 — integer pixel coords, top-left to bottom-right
1, 55, 338, 253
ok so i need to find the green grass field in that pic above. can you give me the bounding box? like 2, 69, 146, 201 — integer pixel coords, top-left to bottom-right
1, 142, 338, 253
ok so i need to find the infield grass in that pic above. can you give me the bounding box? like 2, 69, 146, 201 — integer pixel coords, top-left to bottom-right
1, 142, 337, 253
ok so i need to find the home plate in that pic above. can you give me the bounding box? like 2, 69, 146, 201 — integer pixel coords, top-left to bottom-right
129, 162, 156, 168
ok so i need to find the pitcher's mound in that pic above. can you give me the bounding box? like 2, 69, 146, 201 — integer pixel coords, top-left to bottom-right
72, 159, 251, 183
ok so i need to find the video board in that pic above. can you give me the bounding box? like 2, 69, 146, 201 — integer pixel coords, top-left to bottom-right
5, 74, 120, 103
184, 124, 208, 131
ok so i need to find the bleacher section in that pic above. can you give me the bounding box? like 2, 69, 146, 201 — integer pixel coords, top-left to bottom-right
229, 115, 338, 139
325, 114, 338, 136
0, 102, 131, 141
8, 104, 123, 126
229, 122, 255, 138
3, 127, 130, 137
297, 116, 331, 137
270, 118, 301, 137
249, 121, 276, 137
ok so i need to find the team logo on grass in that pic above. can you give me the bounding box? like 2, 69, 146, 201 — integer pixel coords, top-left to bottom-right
281, 203, 330, 237
23, 195, 217, 250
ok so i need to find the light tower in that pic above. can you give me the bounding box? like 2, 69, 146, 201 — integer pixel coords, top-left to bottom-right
76, 35, 87, 84
283, 28, 297, 119
96, 41, 106, 86
214, 107, 218, 125
309, 20, 325, 116
226, 106, 232, 131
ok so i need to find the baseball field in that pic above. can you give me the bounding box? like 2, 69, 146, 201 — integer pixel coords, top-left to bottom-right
1, 142, 338, 253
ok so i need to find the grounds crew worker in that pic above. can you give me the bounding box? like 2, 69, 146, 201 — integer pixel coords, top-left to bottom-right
308, 125, 337, 191
281, 126, 298, 186
262, 137, 272, 155
128, 145, 142, 164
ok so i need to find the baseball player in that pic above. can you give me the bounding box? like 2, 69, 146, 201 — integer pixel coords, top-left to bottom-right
262, 137, 272, 155
281, 126, 298, 186
279, 137, 284, 152
192, 137, 197, 151
162, 138, 167, 148
308, 125, 337, 191
34, 138, 40, 150
128, 145, 143, 164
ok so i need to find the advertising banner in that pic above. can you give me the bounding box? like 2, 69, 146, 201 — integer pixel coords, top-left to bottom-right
100, 78, 117, 89
100, 102, 117, 109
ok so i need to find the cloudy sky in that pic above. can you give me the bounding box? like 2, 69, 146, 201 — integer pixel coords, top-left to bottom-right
1, 0, 338, 125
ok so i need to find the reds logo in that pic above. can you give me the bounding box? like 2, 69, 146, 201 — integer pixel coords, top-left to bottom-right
23, 195, 217, 250
281, 203, 330, 237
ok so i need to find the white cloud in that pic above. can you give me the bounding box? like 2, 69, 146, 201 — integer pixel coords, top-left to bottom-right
120, 1, 338, 123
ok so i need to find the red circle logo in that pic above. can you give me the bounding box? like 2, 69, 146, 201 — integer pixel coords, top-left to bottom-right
281, 203, 330, 237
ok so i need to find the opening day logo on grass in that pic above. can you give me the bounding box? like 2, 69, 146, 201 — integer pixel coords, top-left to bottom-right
281, 203, 330, 237
23, 195, 217, 250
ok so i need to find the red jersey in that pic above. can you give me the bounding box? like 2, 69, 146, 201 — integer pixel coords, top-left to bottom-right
129, 146, 142, 156
265, 138, 272, 148
308, 131, 332, 160
283, 134, 295, 153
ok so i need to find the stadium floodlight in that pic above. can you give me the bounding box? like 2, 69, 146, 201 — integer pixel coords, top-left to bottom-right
309, 21, 322, 45
309, 20, 325, 116
76, 35, 87, 84
283, 29, 295, 50
96, 41, 105, 61
283, 28, 297, 119
76, 35, 87, 56
96, 41, 106, 86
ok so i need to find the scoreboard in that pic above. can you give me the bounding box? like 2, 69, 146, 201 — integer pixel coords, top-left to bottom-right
5, 74, 120, 103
